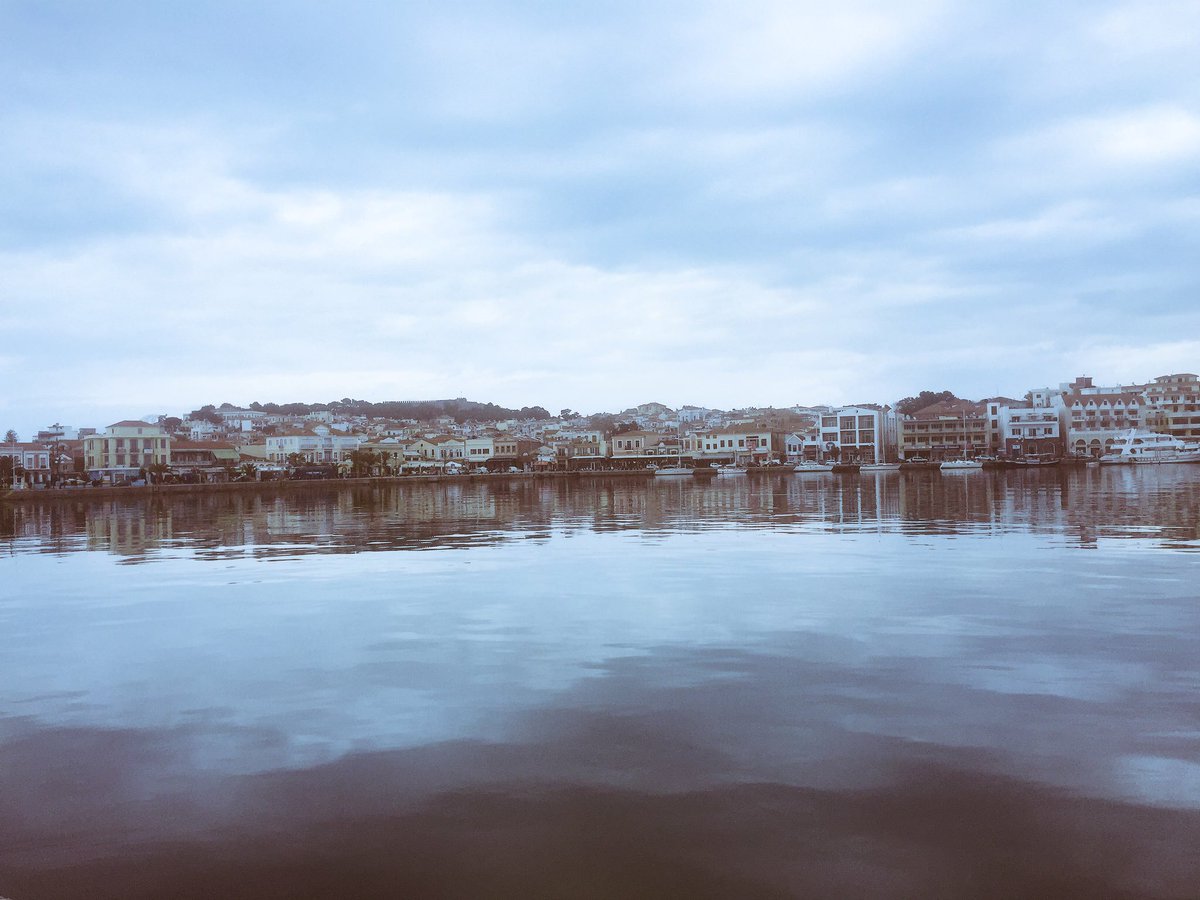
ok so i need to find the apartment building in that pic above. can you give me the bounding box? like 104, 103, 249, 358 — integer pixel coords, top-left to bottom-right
1142, 373, 1200, 441
82, 421, 172, 483
265, 430, 362, 464
899, 401, 988, 461
814, 406, 897, 464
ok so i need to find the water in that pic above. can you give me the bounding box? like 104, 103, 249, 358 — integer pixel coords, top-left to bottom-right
1, 469, 1198, 898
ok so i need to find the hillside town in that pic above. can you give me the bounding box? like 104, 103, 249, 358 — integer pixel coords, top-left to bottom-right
3, 372, 1199, 488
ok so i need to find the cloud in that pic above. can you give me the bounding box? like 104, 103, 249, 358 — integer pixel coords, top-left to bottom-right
1, 1, 1198, 434
1000, 105, 1200, 176
663, 0, 946, 101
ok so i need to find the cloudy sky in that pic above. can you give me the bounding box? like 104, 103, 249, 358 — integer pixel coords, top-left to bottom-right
3, 1, 1198, 434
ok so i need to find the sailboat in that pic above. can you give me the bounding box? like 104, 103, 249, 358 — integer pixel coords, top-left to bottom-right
939, 411, 982, 470
715, 450, 748, 476
654, 439, 692, 477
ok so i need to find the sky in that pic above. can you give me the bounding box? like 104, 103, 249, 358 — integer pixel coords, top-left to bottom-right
2, 0, 1199, 436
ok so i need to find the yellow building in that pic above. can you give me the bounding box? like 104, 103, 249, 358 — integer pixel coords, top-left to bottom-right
83, 420, 172, 483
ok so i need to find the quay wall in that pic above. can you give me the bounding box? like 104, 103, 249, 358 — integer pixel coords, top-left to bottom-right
0, 470, 660, 504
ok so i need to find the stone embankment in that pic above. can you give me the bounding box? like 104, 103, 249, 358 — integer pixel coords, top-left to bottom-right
0, 470, 656, 503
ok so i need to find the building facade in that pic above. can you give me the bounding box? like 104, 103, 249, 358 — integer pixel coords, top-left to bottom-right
1142, 374, 1200, 441
899, 401, 988, 461
82, 421, 172, 483
815, 407, 897, 463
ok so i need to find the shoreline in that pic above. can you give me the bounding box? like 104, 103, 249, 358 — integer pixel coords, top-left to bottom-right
0, 469, 666, 503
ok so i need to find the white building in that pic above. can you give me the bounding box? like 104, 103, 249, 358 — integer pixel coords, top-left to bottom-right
814, 406, 897, 464
265, 431, 362, 464
694, 428, 779, 462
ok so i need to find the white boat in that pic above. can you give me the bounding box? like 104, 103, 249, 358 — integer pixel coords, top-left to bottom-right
1099, 430, 1200, 465
653, 465, 693, 477
714, 464, 747, 476
940, 459, 983, 471
859, 463, 900, 472
794, 461, 833, 473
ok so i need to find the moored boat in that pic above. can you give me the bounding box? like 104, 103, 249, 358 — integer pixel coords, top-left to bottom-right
1010, 454, 1060, 468
653, 465, 693, 477
830, 463, 860, 473
714, 464, 748, 476
1099, 430, 1200, 465
794, 461, 833, 473
859, 462, 900, 472
899, 457, 937, 471
940, 459, 983, 471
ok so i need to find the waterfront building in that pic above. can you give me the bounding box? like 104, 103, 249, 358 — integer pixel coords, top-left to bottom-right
899, 401, 988, 461
995, 405, 1065, 457
464, 436, 496, 465
1141, 374, 1200, 441
691, 428, 780, 463
815, 406, 897, 464
610, 431, 668, 457
82, 421, 172, 483
1058, 379, 1154, 457
1, 442, 53, 486
784, 432, 808, 461
265, 430, 362, 464
169, 441, 243, 481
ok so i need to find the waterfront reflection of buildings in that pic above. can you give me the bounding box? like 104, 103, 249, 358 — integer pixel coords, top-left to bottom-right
3, 468, 1198, 560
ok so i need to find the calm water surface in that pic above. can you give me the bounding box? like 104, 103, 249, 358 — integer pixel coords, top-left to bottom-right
1, 469, 1199, 898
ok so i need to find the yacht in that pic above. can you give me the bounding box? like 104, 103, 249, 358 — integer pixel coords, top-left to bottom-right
940, 458, 984, 471
714, 464, 748, 476
1099, 430, 1200, 465
653, 465, 693, 477
793, 461, 834, 473
859, 462, 901, 472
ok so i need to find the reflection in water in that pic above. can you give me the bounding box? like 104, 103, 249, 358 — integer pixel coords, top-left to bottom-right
1, 469, 1199, 898
3, 467, 1200, 560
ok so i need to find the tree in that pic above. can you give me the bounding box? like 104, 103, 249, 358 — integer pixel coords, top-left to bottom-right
146, 461, 171, 484
348, 449, 379, 477
4, 429, 17, 443
237, 462, 258, 481
188, 405, 223, 425
896, 390, 959, 417
286, 452, 307, 468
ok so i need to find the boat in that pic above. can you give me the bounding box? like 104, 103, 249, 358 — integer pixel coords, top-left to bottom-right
653, 465, 693, 477
940, 458, 983, 471
793, 461, 833, 473
1059, 454, 1094, 467
1099, 430, 1200, 465
859, 462, 900, 472
899, 457, 937, 471
830, 463, 860, 473
1010, 454, 1060, 468
714, 464, 747, 476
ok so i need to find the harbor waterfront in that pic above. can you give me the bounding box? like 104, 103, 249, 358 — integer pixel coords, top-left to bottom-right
2, 468, 1199, 898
